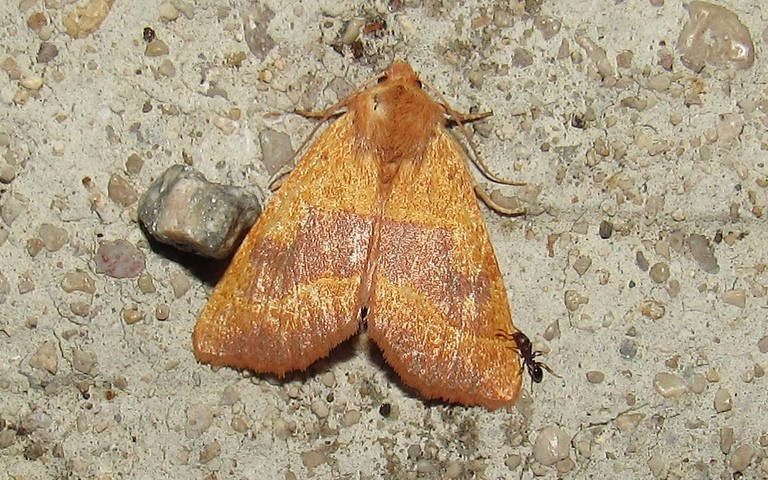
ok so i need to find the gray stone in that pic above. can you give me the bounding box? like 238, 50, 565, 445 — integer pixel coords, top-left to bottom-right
138, 165, 262, 259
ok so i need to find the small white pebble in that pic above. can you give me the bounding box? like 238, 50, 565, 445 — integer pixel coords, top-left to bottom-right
20, 75, 44, 90
653, 372, 687, 398
532, 426, 570, 465
714, 387, 732, 413
310, 399, 329, 419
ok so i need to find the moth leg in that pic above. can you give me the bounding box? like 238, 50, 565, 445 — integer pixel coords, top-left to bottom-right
294, 107, 347, 119
474, 185, 526, 216
445, 109, 493, 125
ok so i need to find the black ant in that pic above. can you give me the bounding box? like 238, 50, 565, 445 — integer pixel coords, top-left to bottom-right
496, 329, 557, 384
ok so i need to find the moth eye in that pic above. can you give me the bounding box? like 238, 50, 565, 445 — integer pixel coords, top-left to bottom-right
377, 76, 388, 84
416, 80, 423, 89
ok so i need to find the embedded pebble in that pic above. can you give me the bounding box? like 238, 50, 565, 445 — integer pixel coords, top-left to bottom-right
108, 174, 139, 207
21, 245, 39, 265
714, 387, 732, 413
717, 114, 745, 144
20, 412, 53, 434
2, 57, 21, 81
639, 299, 666, 320
122, 308, 144, 325
649, 262, 670, 283
0, 429, 15, 449
310, 399, 329, 419
60, 270, 96, 294
144, 39, 169, 57
159, 2, 180, 21
511, 48, 534, 68
586, 371, 604, 384
24, 442, 45, 460
0, 163, 16, 183
676, 1, 754, 72
39, 223, 68, 252
219, 385, 240, 406
341, 18, 364, 45
231, 415, 248, 433
242, 3, 276, 60
444, 460, 463, 478
20, 75, 44, 90
72, 349, 97, 374
341, 410, 361, 427
533, 16, 561, 40
721, 289, 746, 308
301, 449, 326, 468
572, 256, 591, 276
211, 114, 238, 135
259, 129, 294, 177
125, 153, 144, 175
574, 36, 614, 79
70, 300, 91, 317
653, 372, 687, 398
36, 42, 59, 63
185, 403, 214, 439
556, 458, 576, 474
155, 304, 170, 320
647, 73, 671, 92
598, 220, 613, 239
564, 290, 589, 311
18, 275, 35, 294
543, 320, 560, 341
320, 371, 336, 388
138, 165, 262, 259
618, 338, 637, 360
62, 0, 114, 38
2, 193, 30, 225
26, 11, 48, 33
571, 220, 588, 235
686, 234, 719, 273
0, 270, 9, 304
532, 426, 570, 465
94, 239, 145, 278
505, 454, 522, 470
668, 230, 685, 253
730, 444, 754, 472
29, 340, 59, 374
137, 271, 156, 293
273, 418, 293, 440
169, 270, 191, 298
616, 50, 633, 69
758, 335, 768, 354
635, 250, 649, 271
82, 176, 120, 223
720, 426, 734, 454
620, 95, 648, 112
614, 412, 644, 432
199, 440, 221, 463
416, 460, 437, 473
690, 373, 707, 394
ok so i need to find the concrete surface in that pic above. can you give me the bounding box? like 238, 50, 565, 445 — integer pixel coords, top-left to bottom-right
1, 0, 767, 478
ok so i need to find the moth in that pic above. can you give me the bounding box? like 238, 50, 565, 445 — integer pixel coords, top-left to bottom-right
193, 61, 530, 409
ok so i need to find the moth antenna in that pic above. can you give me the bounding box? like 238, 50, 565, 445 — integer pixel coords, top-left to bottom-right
269, 68, 391, 190
420, 79, 526, 187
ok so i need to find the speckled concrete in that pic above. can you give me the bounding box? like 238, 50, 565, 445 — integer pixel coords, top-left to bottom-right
1, 1, 767, 479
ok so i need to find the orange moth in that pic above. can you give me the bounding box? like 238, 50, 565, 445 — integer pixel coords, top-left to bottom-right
193, 61, 528, 409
